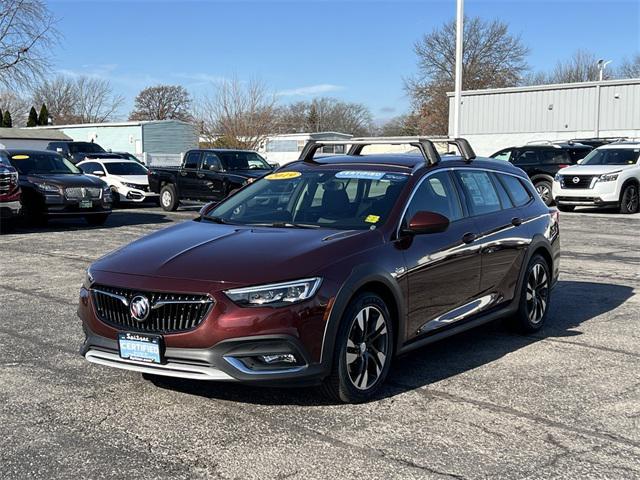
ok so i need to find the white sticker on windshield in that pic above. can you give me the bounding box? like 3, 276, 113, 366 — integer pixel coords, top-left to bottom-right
335, 171, 385, 180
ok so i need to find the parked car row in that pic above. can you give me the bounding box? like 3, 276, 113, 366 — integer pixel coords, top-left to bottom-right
490, 139, 640, 214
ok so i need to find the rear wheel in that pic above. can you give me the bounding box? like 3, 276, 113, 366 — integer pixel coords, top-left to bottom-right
511, 255, 551, 333
160, 184, 179, 211
321, 292, 393, 403
620, 184, 639, 214
85, 213, 109, 226
534, 180, 553, 206
557, 204, 575, 212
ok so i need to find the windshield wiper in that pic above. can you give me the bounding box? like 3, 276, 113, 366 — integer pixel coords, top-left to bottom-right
250, 222, 320, 229
203, 216, 232, 225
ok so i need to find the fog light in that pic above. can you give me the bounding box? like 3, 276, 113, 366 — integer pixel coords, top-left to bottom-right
261, 354, 296, 364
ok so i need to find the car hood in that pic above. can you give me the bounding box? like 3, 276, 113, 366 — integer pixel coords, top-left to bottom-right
111, 174, 149, 185
26, 173, 105, 188
92, 220, 381, 285
559, 164, 636, 176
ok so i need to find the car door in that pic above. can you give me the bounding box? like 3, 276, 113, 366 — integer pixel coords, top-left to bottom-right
199, 152, 225, 200
400, 170, 482, 340
454, 169, 529, 306
178, 151, 202, 198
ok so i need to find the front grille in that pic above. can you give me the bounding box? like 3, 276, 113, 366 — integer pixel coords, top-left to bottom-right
560, 175, 595, 189
65, 187, 102, 199
0, 173, 11, 194
91, 284, 214, 333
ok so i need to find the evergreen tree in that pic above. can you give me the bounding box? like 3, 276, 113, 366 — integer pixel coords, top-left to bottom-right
38, 103, 49, 126
2, 111, 12, 128
27, 107, 38, 127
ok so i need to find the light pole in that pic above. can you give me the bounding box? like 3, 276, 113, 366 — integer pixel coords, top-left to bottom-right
594, 59, 611, 138
453, 0, 464, 139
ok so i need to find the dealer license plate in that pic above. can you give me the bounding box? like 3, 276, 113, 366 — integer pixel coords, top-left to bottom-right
118, 332, 163, 364
79, 200, 93, 209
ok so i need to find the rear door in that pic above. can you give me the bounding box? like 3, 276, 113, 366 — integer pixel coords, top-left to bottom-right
178, 151, 202, 198
198, 152, 225, 200
401, 170, 482, 340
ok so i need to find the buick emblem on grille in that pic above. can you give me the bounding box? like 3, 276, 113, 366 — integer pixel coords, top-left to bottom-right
572, 176, 580, 184
130, 295, 151, 322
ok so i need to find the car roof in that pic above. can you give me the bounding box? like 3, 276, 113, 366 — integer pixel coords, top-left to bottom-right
193, 148, 258, 154
78, 158, 139, 164
598, 142, 640, 149
286, 153, 528, 177
3, 148, 60, 156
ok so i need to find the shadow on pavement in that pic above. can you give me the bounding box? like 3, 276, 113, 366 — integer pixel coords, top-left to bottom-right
147, 280, 633, 406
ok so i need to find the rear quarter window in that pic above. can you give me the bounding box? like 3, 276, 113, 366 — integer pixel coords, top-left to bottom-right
499, 174, 532, 207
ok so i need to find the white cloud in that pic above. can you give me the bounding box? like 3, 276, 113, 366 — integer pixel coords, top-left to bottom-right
172, 72, 227, 86
277, 84, 344, 97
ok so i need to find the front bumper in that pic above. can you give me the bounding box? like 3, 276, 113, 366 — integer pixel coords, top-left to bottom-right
0, 200, 21, 219
552, 181, 620, 207
118, 188, 159, 203
43, 193, 112, 216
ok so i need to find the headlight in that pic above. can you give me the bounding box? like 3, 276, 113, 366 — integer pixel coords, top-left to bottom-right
122, 182, 142, 189
554, 173, 562, 182
82, 267, 95, 289
36, 182, 61, 194
597, 172, 620, 182
224, 277, 322, 307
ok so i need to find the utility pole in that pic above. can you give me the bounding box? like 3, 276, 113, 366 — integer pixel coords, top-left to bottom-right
595, 59, 611, 138
453, 0, 464, 138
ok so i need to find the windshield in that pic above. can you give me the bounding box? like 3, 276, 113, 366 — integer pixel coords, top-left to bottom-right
206, 169, 409, 230
9, 152, 81, 175
581, 148, 640, 166
217, 151, 271, 170
69, 142, 106, 154
104, 162, 148, 176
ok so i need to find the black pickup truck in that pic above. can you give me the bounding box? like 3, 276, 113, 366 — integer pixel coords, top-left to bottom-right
148, 149, 274, 211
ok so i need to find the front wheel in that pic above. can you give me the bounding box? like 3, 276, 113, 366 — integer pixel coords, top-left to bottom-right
510, 255, 551, 333
160, 184, 179, 211
620, 184, 639, 214
534, 180, 553, 206
321, 293, 394, 403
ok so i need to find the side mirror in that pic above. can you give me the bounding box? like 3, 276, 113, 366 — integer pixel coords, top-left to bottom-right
403, 211, 450, 235
93, 170, 105, 176
198, 201, 217, 217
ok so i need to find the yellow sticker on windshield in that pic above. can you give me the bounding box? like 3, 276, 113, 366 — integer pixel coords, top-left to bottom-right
365, 215, 380, 223
265, 171, 301, 180
11, 155, 29, 160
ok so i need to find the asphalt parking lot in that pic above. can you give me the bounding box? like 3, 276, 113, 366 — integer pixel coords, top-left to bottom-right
1, 206, 638, 480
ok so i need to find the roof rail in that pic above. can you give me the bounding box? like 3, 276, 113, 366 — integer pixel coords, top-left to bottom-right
298, 136, 476, 166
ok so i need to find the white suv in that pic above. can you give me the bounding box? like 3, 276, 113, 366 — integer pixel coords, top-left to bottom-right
552, 142, 640, 214
77, 159, 159, 206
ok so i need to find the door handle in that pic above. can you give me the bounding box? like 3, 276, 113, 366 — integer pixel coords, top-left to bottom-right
462, 232, 477, 244
197, 173, 205, 178
511, 217, 523, 227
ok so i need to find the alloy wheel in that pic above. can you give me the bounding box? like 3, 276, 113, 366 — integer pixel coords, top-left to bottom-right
625, 186, 639, 213
536, 184, 551, 204
161, 190, 172, 207
345, 306, 389, 390
526, 263, 549, 324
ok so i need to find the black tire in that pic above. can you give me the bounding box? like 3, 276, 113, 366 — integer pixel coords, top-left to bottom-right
321, 292, 394, 403
511, 255, 551, 333
23, 202, 48, 226
85, 213, 109, 226
557, 204, 575, 212
619, 183, 639, 214
534, 180, 553, 206
110, 187, 120, 208
160, 184, 179, 211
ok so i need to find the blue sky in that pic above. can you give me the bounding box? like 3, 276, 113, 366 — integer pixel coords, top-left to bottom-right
48, 0, 640, 120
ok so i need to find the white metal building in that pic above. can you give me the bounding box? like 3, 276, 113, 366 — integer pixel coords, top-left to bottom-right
0, 128, 71, 150
448, 78, 640, 156
258, 132, 353, 165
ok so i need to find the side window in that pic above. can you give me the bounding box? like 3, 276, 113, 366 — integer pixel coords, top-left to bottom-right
499, 174, 532, 207
455, 170, 501, 216
570, 148, 591, 163
405, 171, 463, 223
491, 173, 514, 209
512, 149, 539, 166
183, 151, 201, 170
541, 150, 570, 165
201, 152, 222, 171
80, 162, 99, 174
492, 149, 513, 161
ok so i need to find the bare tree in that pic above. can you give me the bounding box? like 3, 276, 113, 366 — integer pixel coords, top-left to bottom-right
0, 0, 58, 89
197, 77, 277, 150
379, 114, 420, 137
31, 75, 123, 124
31, 75, 80, 124
406, 16, 529, 134
129, 85, 192, 122
0, 89, 29, 125
618, 53, 640, 79
277, 97, 374, 136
